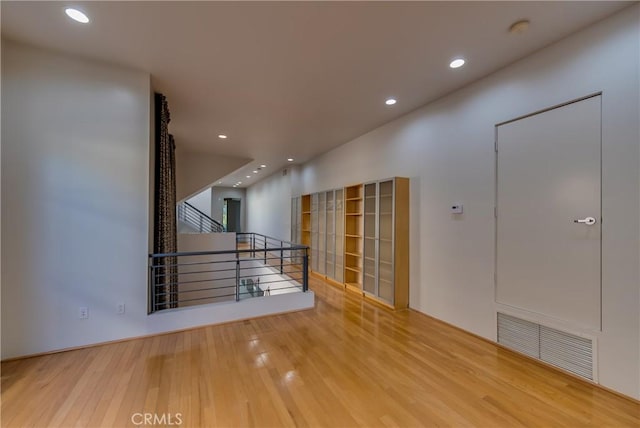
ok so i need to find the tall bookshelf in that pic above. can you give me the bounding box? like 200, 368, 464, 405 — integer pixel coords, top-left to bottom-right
301, 194, 311, 266
334, 189, 344, 283
344, 184, 363, 292
361, 177, 409, 309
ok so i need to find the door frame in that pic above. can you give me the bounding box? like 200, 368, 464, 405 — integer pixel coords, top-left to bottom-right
493, 92, 603, 329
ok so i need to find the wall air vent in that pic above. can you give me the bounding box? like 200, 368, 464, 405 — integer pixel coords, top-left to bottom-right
497, 313, 594, 381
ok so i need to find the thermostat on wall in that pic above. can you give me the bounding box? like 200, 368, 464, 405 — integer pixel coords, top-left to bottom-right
450, 204, 463, 214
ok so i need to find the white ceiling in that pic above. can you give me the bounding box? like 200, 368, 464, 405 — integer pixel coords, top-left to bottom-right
1, 1, 631, 188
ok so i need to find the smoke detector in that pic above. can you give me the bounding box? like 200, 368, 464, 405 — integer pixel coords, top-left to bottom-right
509, 19, 530, 34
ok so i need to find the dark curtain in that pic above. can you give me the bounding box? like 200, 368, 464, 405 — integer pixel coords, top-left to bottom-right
153, 93, 178, 310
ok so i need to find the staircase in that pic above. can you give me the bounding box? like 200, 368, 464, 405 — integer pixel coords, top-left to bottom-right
177, 201, 225, 233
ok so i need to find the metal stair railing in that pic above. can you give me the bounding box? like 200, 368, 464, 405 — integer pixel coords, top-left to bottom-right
177, 201, 225, 233
148, 233, 309, 313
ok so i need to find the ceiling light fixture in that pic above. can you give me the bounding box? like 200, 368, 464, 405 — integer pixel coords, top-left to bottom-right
65, 8, 90, 24
287, 158, 294, 162
260, 164, 266, 168
246, 175, 251, 178
449, 58, 465, 69
253, 170, 258, 174
218, 134, 227, 139
385, 98, 397, 106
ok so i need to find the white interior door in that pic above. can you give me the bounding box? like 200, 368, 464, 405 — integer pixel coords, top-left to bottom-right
496, 95, 601, 330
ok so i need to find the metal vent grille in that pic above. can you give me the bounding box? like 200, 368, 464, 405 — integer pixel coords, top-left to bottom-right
497, 313, 539, 358
497, 313, 593, 381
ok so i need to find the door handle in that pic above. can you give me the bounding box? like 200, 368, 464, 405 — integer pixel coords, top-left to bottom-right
574, 217, 597, 225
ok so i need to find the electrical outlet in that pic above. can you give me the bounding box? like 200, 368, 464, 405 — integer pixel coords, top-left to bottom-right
117, 303, 125, 315
78, 307, 89, 319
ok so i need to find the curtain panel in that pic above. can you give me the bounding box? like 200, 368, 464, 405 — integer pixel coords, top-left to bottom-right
153, 93, 178, 310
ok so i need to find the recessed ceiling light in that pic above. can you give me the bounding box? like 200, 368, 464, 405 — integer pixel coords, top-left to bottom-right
385, 98, 397, 106
238, 181, 242, 184
253, 170, 258, 174
260, 164, 266, 168
218, 134, 227, 139
449, 58, 465, 69
246, 175, 251, 178
65, 8, 90, 24
287, 158, 294, 162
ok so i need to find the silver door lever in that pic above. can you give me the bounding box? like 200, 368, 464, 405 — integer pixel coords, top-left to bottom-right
574, 217, 596, 225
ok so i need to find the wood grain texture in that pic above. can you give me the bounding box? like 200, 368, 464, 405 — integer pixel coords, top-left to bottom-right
392, 177, 410, 309
2, 277, 639, 427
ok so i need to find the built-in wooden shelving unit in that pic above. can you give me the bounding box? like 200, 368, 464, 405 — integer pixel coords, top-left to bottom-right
344, 184, 363, 293
301, 194, 311, 265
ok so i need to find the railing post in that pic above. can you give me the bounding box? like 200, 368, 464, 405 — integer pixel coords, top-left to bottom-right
236, 256, 240, 302
303, 250, 309, 292
264, 237, 267, 264
252, 234, 256, 258
280, 241, 284, 274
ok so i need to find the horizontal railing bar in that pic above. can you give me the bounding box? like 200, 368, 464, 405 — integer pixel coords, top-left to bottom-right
150, 246, 307, 258
238, 270, 304, 278
159, 273, 301, 285
176, 293, 237, 303
156, 287, 236, 303
158, 284, 304, 301
154, 276, 238, 287
151, 260, 238, 269
155, 289, 236, 299
236, 232, 302, 246
155, 277, 303, 293
150, 258, 306, 270
173, 285, 238, 294
153, 268, 238, 278
256, 279, 303, 286
154, 266, 302, 285
153, 265, 302, 278
154, 288, 302, 305
151, 262, 298, 272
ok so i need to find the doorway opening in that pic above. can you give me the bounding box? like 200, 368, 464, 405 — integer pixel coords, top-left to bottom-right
223, 198, 241, 232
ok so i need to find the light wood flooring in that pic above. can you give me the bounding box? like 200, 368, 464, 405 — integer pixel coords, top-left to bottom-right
2, 276, 639, 427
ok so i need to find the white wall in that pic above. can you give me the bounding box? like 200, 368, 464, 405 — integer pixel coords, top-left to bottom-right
186, 187, 212, 216
246, 168, 293, 240
1, 40, 151, 358
1, 41, 314, 360
246, 6, 640, 398
176, 148, 249, 202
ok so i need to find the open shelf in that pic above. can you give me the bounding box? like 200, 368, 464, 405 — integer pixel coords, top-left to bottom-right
301, 194, 312, 269
344, 184, 364, 293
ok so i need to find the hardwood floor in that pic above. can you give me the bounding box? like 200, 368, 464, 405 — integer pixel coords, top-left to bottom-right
2, 277, 639, 427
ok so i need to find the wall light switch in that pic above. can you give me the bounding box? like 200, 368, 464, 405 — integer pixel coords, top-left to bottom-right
450, 204, 463, 214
